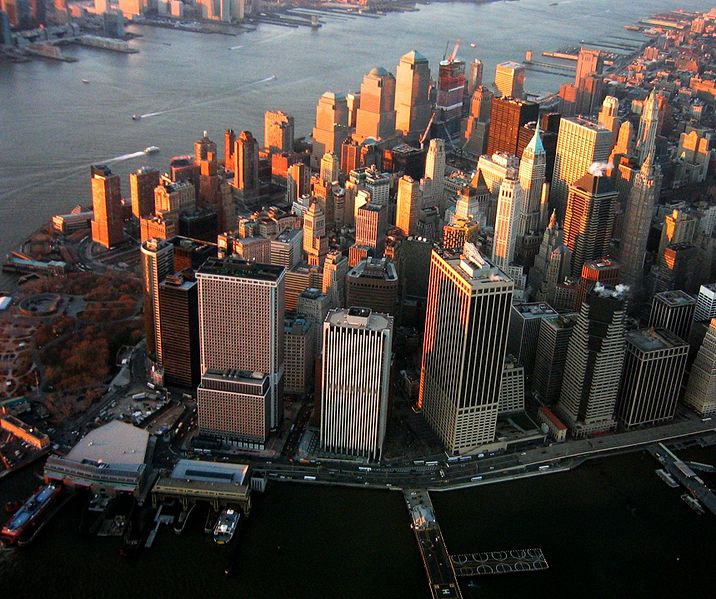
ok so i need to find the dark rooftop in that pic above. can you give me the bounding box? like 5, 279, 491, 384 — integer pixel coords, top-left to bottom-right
197, 256, 284, 281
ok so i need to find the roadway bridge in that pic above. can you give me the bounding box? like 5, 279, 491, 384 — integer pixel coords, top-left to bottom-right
451, 548, 548, 577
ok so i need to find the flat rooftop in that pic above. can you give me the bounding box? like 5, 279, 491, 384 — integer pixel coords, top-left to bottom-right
627, 327, 689, 352
437, 247, 512, 288
326, 306, 393, 331
197, 256, 284, 281
66, 421, 149, 466
656, 289, 696, 307
170, 459, 249, 486
513, 302, 558, 318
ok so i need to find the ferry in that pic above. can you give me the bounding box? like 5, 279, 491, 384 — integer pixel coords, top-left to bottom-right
1, 484, 62, 544
681, 493, 705, 515
144, 146, 160, 154
212, 508, 240, 544
655, 468, 679, 488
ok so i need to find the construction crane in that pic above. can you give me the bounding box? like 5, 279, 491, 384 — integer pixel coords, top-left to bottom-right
419, 111, 436, 149
447, 40, 461, 63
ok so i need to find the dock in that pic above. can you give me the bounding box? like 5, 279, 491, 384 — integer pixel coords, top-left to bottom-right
404, 489, 463, 599
451, 548, 548, 576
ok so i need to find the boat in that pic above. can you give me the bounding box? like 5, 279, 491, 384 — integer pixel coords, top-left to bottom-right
144, 146, 160, 154
81, 79, 90, 84
132, 114, 141, 121
173, 503, 195, 535
1, 484, 62, 544
655, 469, 679, 488
212, 508, 240, 544
469, 42, 476, 48
681, 493, 705, 515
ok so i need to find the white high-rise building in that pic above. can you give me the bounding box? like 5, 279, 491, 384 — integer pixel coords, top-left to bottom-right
694, 283, 716, 322
196, 257, 285, 437
320, 152, 340, 184
394, 50, 432, 141
141, 238, 174, 362
320, 307, 393, 461
420, 244, 514, 454
395, 175, 421, 236
492, 174, 522, 270
322, 250, 349, 308
518, 122, 547, 236
424, 138, 446, 209
683, 318, 716, 416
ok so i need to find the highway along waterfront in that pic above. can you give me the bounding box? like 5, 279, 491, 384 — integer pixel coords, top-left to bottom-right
1, 445, 714, 598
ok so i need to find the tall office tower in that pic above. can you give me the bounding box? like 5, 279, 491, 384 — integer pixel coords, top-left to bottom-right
196, 257, 285, 433
224, 129, 236, 167
649, 290, 696, 342
264, 110, 294, 154
158, 272, 200, 388
498, 357, 525, 414
674, 129, 712, 187
129, 166, 160, 219
467, 58, 483, 95
683, 318, 716, 416
619, 152, 661, 291
532, 313, 578, 404
303, 200, 328, 266
394, 50, 432, 141
284, 316, 315, 395
286, 162, 310, 204
531, 211, 566, 287
652, 243, 697, 294
90, 165, 124, 249
346, 92, 360, 128
556, 284, 626, 437
518, 122, 547, 236
494, 61, 525, 99
611, 120, 633, 162
486, 97, 539, 157
141, 239, 174, 361
194, 130, 217, 164
575, 48, 604, 85
574, 258, 620, 311
320, 152, 340, 184
658, 209, 697, 260
419, 244, 514, 454
563, 173, 617, 277
355, 67, 396, 143
312, 91, 349, 166
695, 284, 716, 322
597, 96, 620, 146
395, 175, 421, 236
232, 130, 260, 200
296, 287, 331, 353
355, 203, 388, 253
574, 48, 604, 116
463, 86, 493, 158
340, 137, 362, 174
365, 166, 391, 207
551, 116, 612, 221
635, 89, 659, 166
492, 174, 522, 271
508, 303, 558, 379
436, 57, 466, 134
320, 307, 393, 461
322, 250, 348, 308
424, 138, 446, 209
154, 177, 196, 219
346, 257, 398, 316
618, 328, 688, 428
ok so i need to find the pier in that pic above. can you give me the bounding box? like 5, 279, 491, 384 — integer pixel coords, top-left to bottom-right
451, 548, 548, 576
648, 443, 716, 515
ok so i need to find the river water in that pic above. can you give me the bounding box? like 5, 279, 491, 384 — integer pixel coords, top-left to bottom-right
1, 1, 714, 595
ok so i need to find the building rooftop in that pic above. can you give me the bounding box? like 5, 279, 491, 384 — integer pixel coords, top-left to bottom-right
513, 302, 558, 319
627, 327, 689, 352
583, 257, 620, 271
66, 421, 149, 467
655, 289, 696, 307
326, 306, 393, 331
347, 258, 398, 282
438, 243, 512, 288
170, 459, 249, 486
285, 316, 312, 335
197, 256, 284, 282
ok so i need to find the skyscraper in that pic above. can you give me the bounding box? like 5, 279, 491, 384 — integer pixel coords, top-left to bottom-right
424, 138, 446, 210
597, 96, 620, 146
635, 89, 659, 166
508, 302, 558, 379
320, 152, 340, 184
657, 209, 696, 261
90, 165, 124, 249
618, 328, 688, 427
556, 284, 626, 437
320, 307, 393, 461
130, 167, 160, 219
303, 200, 328, 266
395, 175, 421, 236
355, 67, 396, 143
436, 57, 466, 135
264, 110, 294, 154
286, 161, 310, 205
322, 250, 348, 308
551, 116, 612, 221
574, 258, 620, 311
563, 172, 617, 276
648, 290, 696, 342
346, 257, 398, 316
695, 283, 716, 322
196, 257, 285, 434
467, 58, 483, 95
158, 272, 200, 389
420, 244, 513, 454
311, 91, 349, 166
517, 122, 547, 236
141, 238, 174, 361
486, 96, 539, 157
494, 61, 525, 99
491, 173, 522, 271
532, 313, 578, 405
232, 130, 259, 200
682, 318, 716, 416
394, 50, 432, 141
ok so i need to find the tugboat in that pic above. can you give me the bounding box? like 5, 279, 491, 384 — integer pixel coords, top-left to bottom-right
212, 508, 240, 544
681, 493, 705, 515
1, 484, 62, 545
